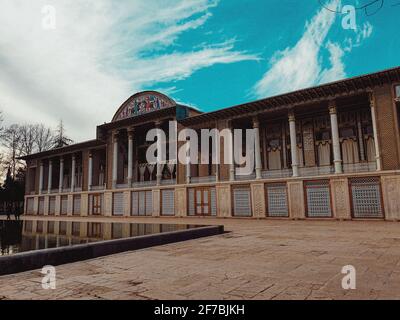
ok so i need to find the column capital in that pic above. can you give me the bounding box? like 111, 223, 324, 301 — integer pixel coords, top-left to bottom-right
252, 117, 260, 128
59, 156, 64, 163
369, 92, 376, 108
127, 127, 135, 138
288, 111, 296, 122
328, 102, 337, 115
112, 131, 119, 143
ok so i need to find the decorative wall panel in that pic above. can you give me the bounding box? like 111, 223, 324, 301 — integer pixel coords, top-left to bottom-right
113, 192, 124, 216
350, 177, 383, 218
305, 180, 332, 217
161, 190, 175, 216
266, 183, 289, 217
233, 186, 252, 217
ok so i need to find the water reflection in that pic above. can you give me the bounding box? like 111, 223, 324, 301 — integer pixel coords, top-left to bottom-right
0, 220, 201, 256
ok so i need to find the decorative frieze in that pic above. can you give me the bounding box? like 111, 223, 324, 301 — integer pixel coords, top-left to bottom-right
175, 187, 187, 217
381, 175, 400, 220
251, 183, 266, 218
288, 181, 305, 219
216, 185, 231, 218
330, 178, 351, 220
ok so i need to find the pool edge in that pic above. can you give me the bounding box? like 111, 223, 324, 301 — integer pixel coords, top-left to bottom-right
0, 225, 224, 276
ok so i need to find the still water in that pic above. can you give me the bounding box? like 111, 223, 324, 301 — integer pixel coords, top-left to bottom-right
0, 220, 201, 256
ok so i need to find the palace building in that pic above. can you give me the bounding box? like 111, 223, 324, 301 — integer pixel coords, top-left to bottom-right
21, 66, 400, 220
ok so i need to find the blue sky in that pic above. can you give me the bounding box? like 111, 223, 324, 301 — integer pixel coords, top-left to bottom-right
0, 0, 399, 141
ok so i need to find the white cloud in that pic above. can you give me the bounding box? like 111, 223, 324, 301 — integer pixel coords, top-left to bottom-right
319, 41, 346, 84
0, 0, 256, 141
254, 1, 373, 99
344, 21, 373, 51
254, 0, 340, 98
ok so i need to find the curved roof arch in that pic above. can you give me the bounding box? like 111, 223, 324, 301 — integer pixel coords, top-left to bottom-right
112, 91, 176, 122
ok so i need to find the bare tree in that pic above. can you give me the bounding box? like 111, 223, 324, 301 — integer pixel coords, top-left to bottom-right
36, 124, 54, 152
53, 120, 73, 148
18, 124, 38, 157
1, 124, 22, 178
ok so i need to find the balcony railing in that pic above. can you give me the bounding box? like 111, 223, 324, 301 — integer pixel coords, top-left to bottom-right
299, 166, 334, 176
262, 169, 292, 179
161, 179, 177, 186
235, 173, 256, 181
190, 176, 216, 184
91, 185, 106, 191
343, 162, 377, 173
132, 181, 157, 188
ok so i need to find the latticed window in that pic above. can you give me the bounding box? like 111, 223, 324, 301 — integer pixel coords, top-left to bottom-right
266, 183, 289, 217
113, 192, 124, 216
161, 190, 175, 216
233, 186, 252, 217
350, 177, 383, 218
49, 196, 56, 215
26, 198, 35, 214
73, 195, 81, 216
131, 191, 152, 216
38, 197, 45, 215
305, 180, 332, 218
61, 196, 68, 215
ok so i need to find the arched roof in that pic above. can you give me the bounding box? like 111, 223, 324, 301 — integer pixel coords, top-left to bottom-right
112, 91, 176, 122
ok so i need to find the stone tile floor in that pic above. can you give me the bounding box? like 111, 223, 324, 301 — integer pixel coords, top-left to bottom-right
1, 216, 400, 300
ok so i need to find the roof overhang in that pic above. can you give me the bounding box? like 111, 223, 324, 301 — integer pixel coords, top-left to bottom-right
19, 139, 106, 161
180, 66, 400, 125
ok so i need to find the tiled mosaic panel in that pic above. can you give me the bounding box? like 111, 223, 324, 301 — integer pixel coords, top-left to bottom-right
266, 183, 289, 217
233, 187, 252, 217
350, 177, 383, 218
113, 192, 124, 216
162, 190, 175, 216
305, 180, 332, 217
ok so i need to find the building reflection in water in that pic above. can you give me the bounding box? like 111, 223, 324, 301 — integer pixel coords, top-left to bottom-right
0, 220, 197, 256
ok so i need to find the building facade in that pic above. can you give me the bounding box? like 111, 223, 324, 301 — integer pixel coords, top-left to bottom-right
22, 67, 400, 221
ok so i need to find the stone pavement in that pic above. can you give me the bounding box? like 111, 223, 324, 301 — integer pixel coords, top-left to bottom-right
1, 216, 400, 300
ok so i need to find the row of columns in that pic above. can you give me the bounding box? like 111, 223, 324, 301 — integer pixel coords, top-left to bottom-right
38, 95, 382, 192
112, 121, 165, 188
231, 96, 381, 181
38, 155, 77, 195
112, 127, 136, 189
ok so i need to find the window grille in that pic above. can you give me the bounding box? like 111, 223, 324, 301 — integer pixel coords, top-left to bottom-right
113, 192, 124, 216
233, 186, 252, 217
305, 180, 332, 217
161, 190, 175, 216
266, 183, 289, 217
350, 177, 383, 218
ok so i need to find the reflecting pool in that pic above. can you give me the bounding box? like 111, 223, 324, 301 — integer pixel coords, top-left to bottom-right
0, 220, 202, 256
